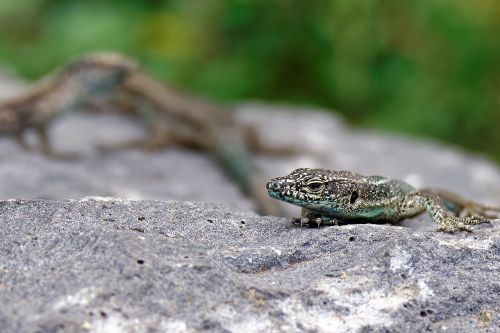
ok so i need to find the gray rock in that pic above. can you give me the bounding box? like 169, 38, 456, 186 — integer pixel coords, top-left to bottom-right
0, 198, 498, 332
1, 70, 500, 333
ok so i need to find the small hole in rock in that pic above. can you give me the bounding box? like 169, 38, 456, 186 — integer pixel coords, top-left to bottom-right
420, 311, 427, 317
348, 236, 355, 241
100, 311, 107, 318
207, 219, 213, 223
138, 216, 145, 221
137, 259, 144, 265
240, 221, 246, 224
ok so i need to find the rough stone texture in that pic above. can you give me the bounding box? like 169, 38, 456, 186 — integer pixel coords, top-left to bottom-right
1, 71, 500, 332
0, 198, 499, 333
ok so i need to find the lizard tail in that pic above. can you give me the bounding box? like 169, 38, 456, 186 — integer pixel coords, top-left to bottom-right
213, 138, 285, 216
475, 204, 500, 220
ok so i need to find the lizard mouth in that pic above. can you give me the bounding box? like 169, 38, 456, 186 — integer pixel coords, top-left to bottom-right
266, 181, 281, 198
266, 180, 287, 199
266, 181, 307, 202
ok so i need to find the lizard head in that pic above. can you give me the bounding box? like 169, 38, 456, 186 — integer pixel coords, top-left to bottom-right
266, 168, 363, 213
60, 52, 138, 95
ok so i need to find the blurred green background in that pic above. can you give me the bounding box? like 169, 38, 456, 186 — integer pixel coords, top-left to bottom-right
0, 0, 499, 162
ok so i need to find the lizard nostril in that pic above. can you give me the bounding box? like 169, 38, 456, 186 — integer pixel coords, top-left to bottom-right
271, 182, 282, 191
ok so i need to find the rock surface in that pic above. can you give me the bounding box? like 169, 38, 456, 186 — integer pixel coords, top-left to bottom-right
0, 198, 499, 333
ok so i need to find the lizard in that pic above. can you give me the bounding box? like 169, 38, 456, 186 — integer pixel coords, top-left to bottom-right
266, 168, 500, 232
0, 52, 137, 157
0, 51, 291, 215
98, 68, 299, 216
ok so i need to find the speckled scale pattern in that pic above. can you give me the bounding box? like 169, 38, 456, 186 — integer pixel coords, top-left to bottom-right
267, 168, 497, 233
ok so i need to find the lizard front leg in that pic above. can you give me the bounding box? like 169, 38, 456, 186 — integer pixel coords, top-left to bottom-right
400, 192, 490, 232
15, 127, 58, 156
291, 208, 339, 228
35, 126, 79, 160
36, 125, 51, 155
15, 131, 33, 151
15, 126, 54, 156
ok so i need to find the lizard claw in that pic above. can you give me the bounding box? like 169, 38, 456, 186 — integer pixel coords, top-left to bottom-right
291, 217, 322, 228
459, 224, 474, 233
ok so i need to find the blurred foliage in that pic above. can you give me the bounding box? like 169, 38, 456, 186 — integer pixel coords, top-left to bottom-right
0, 0, 498, 162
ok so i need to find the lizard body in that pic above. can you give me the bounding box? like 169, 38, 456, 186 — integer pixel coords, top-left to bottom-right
267, 168, 499, 232
101, 69, 296, 215
0, 52, 136, 155
0, 51, 287, 215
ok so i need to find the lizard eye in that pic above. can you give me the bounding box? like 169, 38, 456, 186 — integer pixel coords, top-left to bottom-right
306, 182, 324, 192
350, 191, 359, 204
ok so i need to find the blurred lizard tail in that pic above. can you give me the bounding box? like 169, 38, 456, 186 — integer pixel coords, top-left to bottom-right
213, 139, 285, 216
123, 71, 285, 216
478, 204, 500, 219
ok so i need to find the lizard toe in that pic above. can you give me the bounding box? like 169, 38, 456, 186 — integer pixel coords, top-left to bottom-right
437, 220, 473, 233
459, 224, 474, 233
463, 216, 490, 225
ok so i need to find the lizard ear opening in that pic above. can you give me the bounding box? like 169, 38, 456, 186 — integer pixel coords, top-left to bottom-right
350, 191, 359, 204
